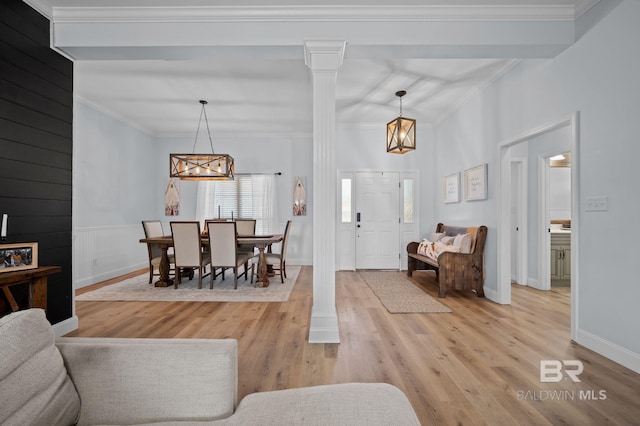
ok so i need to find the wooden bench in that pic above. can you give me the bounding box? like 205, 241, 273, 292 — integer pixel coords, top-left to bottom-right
407, 223, 487, 298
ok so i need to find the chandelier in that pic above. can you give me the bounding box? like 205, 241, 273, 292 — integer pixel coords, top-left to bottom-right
386, 90, 416, 154
170, 100, 235, 180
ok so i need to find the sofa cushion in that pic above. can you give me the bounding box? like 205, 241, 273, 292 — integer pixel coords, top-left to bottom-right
224, 383, 420, 425
0, 309, 80, 426
57, 337, 237, 426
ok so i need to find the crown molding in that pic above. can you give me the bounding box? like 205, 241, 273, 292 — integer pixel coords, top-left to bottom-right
50, 5, 584, 24
574, 0, 601, 18
22, 0, 53, 19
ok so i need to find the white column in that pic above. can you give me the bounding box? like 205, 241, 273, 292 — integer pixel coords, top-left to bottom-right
304, 40, 345, 343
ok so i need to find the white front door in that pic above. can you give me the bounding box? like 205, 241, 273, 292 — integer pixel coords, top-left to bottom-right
355, 171, 400, 269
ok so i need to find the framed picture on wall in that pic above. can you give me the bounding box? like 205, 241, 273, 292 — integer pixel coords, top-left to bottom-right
443, 173, 460, 203
464, 163, 488, 201
0, 242, 38, 273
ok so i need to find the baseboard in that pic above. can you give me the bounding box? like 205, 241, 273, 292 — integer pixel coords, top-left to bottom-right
482, 286, 500, 303
576, 328, 640, 374
53, 315, 78, 337
527, 277, 542, 290
75, 262, 147, 289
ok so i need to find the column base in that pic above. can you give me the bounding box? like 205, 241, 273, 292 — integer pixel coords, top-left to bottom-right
308, 309, 340, 343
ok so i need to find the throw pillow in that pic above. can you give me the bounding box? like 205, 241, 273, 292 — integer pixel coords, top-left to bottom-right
429, 232, 445, 242
441, 236, 456, 245
453, 233, 472, 254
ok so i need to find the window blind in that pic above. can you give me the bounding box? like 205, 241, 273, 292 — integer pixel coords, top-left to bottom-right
196, 174, 277, 234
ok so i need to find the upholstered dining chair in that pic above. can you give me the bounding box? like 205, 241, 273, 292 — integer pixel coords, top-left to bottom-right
141, 220, 175, 284
235, 219, 257, 274
207, 221, 253, 289
252, 220, 291, 284
235, 219, 256, 236
170, 221, 211, 289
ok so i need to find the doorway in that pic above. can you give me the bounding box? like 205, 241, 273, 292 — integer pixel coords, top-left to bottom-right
498, 112, 580, 340
336, 170, 418, 271
354, 171, 400, 269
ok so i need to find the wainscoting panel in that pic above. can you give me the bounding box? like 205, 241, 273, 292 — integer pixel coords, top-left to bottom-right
74, 225, 147, 288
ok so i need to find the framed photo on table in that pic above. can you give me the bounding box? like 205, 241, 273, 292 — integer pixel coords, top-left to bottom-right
0, 242, 38, 273
443, 173, 460, 203
464, 163, 488, 201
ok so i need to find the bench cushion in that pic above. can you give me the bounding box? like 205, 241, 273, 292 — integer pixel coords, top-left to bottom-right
0, 309, 80, 426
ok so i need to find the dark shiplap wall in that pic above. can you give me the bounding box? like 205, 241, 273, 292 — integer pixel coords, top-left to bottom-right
0, 0, 73, 324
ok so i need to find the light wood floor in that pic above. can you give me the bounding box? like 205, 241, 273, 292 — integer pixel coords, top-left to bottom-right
70, 267, 640, 425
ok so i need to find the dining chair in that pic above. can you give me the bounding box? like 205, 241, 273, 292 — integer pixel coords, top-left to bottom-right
235, 219, 256, 236
252, 220, 291, 284
170, 221, 211, 289
207, 221, 253, 289
141, 220, 175, 284
235, 219, 257, 274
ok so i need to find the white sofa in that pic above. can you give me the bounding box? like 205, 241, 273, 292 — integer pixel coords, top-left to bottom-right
0, 309, 420, 425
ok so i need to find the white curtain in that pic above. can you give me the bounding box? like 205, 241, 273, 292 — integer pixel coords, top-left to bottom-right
196, 174, 277, 234
254, 173, 278, 234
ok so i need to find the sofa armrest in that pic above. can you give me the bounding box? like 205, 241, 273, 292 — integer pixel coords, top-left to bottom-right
55, 337, 237, 426
225, 383, 420, 425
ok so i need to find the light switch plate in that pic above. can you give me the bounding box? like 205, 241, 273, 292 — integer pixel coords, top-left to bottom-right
585, 196, 608, 211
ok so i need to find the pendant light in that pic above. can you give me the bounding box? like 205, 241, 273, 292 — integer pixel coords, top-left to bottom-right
170, 100, 235, 180
386, 90, 416, 154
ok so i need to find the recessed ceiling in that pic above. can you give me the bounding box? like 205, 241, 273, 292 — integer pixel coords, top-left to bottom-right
29, 0, 599, 137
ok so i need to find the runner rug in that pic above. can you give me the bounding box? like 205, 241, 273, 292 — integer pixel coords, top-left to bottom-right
358, 271, 452, 314
76, 265, 300, 303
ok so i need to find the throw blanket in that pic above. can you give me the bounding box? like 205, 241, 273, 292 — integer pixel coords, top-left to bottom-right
417, 239, 460, 262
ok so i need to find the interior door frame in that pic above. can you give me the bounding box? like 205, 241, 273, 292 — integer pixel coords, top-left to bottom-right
510, 158, 528, 286
497, 111, 580, 340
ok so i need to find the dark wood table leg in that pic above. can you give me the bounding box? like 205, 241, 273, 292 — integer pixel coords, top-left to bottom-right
155, 244, 174, 287
31, 276, 47, 310
255, 245, 270, 288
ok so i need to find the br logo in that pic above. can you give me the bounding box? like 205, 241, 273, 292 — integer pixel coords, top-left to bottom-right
540, 360, 583, 383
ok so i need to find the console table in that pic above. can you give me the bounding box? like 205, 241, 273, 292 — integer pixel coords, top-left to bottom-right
0, 266, 61, 314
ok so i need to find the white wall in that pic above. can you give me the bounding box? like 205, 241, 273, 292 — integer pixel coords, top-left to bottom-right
433, 0, 640, 369
73, 100, 158, 287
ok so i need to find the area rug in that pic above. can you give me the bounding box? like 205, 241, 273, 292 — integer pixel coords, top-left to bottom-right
76, 266, 300, 303
358, 271, 452, 314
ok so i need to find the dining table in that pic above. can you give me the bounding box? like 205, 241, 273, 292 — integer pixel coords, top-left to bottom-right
139, 234, 283, 288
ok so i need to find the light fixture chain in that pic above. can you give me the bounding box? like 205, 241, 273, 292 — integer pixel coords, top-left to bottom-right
192, 104, 205, 153
202, 103, 216, 154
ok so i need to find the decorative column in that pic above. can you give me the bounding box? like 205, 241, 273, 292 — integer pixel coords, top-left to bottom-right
304, 40, 345, 343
